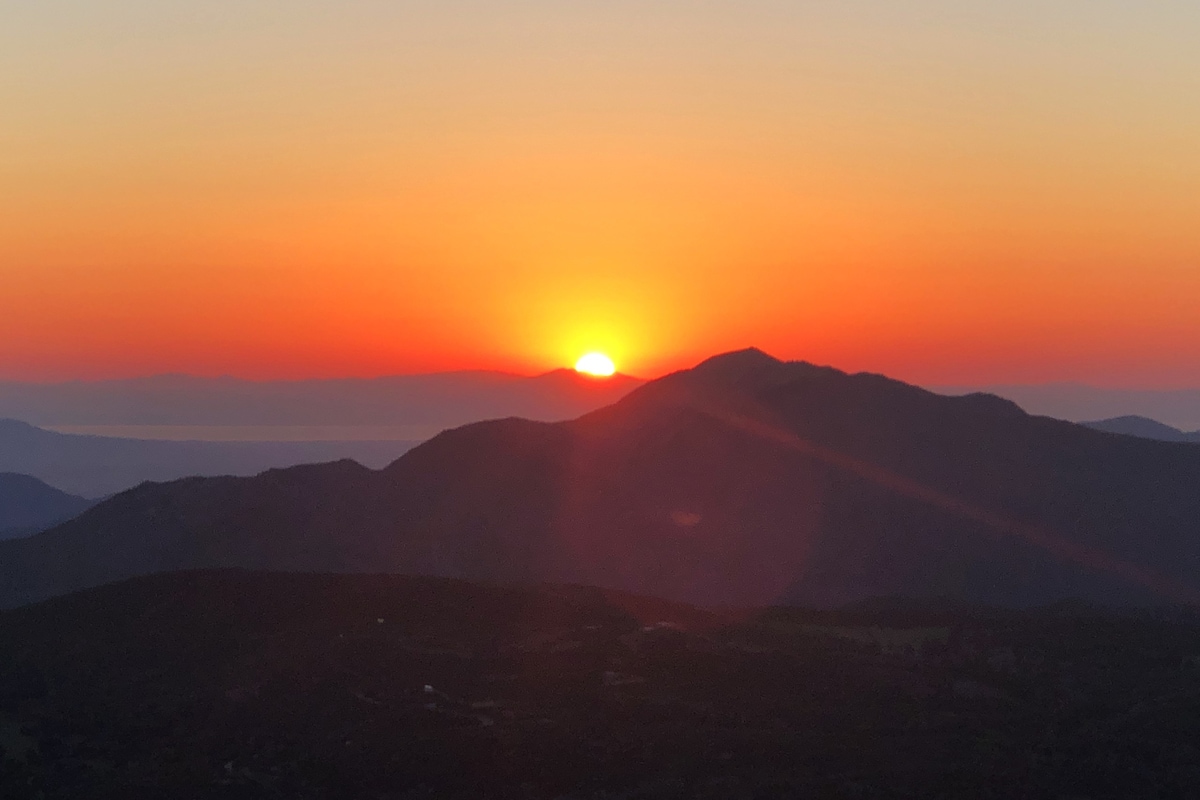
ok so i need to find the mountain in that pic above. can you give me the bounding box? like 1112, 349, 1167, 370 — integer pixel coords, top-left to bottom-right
4, 570, 1200, 798
0, 473, 94, 541
0, 419, 417, 497
938, 382, 1200, 432
0, 369, 643, 428
1083, 415, 1200, 443
4, 348, 1200, 610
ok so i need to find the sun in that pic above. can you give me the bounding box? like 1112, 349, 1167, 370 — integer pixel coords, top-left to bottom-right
574, 352, 616, 377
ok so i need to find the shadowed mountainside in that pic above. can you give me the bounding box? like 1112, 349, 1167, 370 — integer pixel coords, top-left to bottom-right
0, 474, 94, 541
1083, 415, 1200, 443
3, 348, 1200, 610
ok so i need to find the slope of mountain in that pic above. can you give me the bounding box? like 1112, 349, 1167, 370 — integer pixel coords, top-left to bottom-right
4, 348, 1200, 610
0, 473, 94, 541
4, 570, 1200, 798
0, 369, 642, 428
938, 383, 1200, 432
0, 419, 416, 497
1083, 415, 1200, 443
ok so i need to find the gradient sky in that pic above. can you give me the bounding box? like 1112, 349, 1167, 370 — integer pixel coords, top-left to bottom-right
2, 1, 1198, 384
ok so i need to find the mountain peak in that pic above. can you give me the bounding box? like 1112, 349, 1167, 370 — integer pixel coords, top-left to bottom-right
668, 347, 849, 393
692, 347, 782, 372
677, 347, 792, 389
0, 471, 94, 536
601, 348, 836, 417
1083, 415, 1199, 443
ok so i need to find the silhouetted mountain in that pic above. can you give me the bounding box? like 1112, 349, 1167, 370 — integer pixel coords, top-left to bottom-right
0, 419, 416, 497
4, 349, 1200, 610
938, 382, 1200, 432
0, 474, 94, 541
5, 570, 1200, 798
0, 369, 642, 428
1083, 415, 1200, 443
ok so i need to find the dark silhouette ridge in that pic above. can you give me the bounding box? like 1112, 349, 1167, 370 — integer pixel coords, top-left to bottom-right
1083, 415, 1200, 443
937, 382, 1200, 432
3, 348, 1200, 610
0, 473, 94, 540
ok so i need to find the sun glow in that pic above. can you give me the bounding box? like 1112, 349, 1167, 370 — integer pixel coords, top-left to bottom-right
574, 352, 616, 377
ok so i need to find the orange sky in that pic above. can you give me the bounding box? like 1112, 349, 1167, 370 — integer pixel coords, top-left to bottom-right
2, 2, 1198, 385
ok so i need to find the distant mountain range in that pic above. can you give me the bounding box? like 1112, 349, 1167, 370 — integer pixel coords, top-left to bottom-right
0, 473, 93, 541
0, 419, 417, 497
4, 348, 1200, 610
0, 369, 642, 497
1082, 415, 1200, 443
0, 369, 643, 428
938, 383, 1200, 432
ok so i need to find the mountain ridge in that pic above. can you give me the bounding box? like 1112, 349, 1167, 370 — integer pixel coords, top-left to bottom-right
1083, 415, 1200, 443
0, 473, 94, 540
938, 383, 1200, 432
4, 349, 1200, 610
0, 418, 417, 497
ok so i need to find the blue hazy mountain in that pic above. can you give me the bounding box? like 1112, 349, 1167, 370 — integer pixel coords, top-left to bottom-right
0, 419, 418, 498
1082, 415, 1200, 443
0, 473, 94, 540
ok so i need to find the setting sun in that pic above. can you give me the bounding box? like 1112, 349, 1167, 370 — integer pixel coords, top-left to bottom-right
574, 353, 616, 377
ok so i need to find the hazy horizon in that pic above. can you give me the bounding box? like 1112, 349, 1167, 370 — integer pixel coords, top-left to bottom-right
3, 350, 1199, 434
2, 357, 1199, 391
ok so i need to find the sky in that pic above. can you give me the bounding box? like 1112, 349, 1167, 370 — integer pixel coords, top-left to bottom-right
1, 1, 1198, 385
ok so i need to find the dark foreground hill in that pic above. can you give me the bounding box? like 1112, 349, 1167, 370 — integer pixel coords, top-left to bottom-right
0, 473, 94, 541
3, 570, 1200, 799
4, 348, 1200, 609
